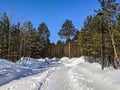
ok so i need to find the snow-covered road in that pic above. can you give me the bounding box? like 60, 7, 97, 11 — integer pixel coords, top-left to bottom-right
41, 62, 120, 90
0, 57, 120, 90
41, 66, 73, 90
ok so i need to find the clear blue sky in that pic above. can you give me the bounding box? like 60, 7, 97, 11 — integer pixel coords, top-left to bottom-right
0, 0, 109, 43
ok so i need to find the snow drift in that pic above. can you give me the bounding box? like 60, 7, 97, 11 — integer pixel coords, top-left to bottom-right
0, 57, 60, 86
1, 56, 120, 90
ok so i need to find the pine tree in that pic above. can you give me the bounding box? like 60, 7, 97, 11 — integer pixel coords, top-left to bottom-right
0, 13, 10, 59
58, 19, 77, 57
11, 22, 21, 61
0, 20, 2, 58
96, 0, 120, 69
37, 22, 50, 58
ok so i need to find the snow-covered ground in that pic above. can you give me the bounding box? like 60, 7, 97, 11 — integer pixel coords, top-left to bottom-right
0, 56, 120, 90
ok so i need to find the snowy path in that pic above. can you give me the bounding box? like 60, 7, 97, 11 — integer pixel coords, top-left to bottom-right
41, 66, 74, 90
0, 57, 120, 90
0, 67, 58, 90
41, 64, 119, 90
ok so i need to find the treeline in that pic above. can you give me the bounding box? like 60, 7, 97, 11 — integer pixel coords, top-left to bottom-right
0, 0, 120, 69
77, 0, 120, 69
62, 0, 120, 69
0, 12, 78, 61
50, 0, 120, 68
0, 13, 50, 61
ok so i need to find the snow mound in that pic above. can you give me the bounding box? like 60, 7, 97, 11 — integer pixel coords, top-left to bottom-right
0, 57, 60, 86
1, 57, 120, 90
49, 58, 61, 63
60, 57, 69, 61
70, 57, 85, 65
17, 57, 50, 69
37, 58, 46, 61
62, 56, 85, 66
0, 67, 57, 90
0, 59, 32, 86
0, 59, 15, 68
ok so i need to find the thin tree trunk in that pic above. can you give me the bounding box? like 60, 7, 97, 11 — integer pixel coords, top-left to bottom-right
8, 25, 10, 60
74, 41, 76, 57
23, 33, 26, 57
8, 6, 13, 60
108, 26, 119, 69
0, 33, 2, 58
69, 41, 71, 58
26, 38, 29, 57
0, 41, 1, 58
20, 31, 23, 58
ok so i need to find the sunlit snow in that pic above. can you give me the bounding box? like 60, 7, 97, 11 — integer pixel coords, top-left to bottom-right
0, 56, 120, 90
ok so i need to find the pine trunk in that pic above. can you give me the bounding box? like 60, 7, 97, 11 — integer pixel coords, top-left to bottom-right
69, 41, 71, 58
108, 26, 119, 69
20, 31, 23, 58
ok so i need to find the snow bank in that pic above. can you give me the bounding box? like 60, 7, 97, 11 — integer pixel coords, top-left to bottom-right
0, 59, 15, 68
69, 61, 120, 90
0, 67, 57, 90
62, 56, 85, 66
0, 59, 32, 86
70, 56, 85, 64
60, 57, 69, 61
1, 56, 120, 90
0, 57, 60, 86
17, 57, 50, 69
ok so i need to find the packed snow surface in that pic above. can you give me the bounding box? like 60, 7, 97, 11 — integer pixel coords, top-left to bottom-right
0, 56, 120, 90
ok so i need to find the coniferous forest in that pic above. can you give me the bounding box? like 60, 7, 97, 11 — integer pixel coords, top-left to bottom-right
0, 0, 120, 69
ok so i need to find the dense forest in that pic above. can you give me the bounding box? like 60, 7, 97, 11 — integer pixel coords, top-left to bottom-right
0, 0, 120, 69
